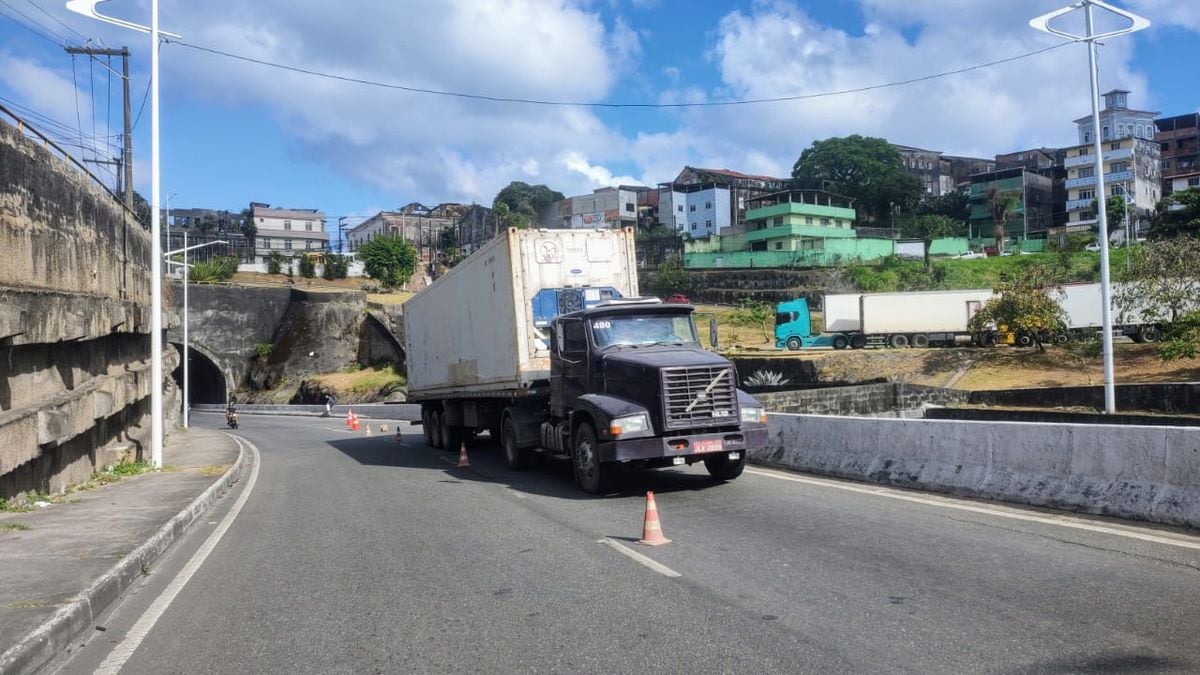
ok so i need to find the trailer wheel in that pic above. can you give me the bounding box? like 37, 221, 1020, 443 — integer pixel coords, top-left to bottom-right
501, 418, 533, 471
889, 334, 909, 348
1138, 326, 1161, 343
429, 410, 444, 449
572, 423, 612, 495
850, 334, 867, 349
832, 335, 849, 350
785, 336, 802, 351
421, 408, 435, 447
911, 334, 930, 348
704, 452, 746, 481
978, 332, 998, 347
1015, 332, 1034, 348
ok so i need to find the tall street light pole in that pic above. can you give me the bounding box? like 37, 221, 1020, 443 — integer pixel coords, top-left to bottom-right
67, 0, 182, 468
1030, 0, 1149, 415
165, 238, 228, 429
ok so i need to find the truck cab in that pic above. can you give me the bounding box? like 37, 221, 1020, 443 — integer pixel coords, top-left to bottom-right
775, 298, 834, 350
533, 299, 768, 493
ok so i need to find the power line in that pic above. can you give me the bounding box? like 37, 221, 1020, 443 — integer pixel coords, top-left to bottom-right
24, 0, 85, 40
165, 38, 1074, 109
0, 0, 63, 45
132, 75, 150, 130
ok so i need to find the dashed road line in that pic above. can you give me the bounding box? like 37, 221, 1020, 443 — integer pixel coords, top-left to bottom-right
599, 538, 682, 578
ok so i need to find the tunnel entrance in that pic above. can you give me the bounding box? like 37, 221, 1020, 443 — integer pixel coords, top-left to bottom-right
170, 344, 227, 405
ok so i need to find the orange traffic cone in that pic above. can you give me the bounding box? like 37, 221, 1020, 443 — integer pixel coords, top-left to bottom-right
345, 409, 354, 428
637, 491, 670, 546
457, 442, 470, 468
350, 414, 360, 431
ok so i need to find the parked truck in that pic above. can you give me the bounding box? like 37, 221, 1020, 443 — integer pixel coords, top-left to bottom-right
1057, 282, 1166, 344
404, 228, 768, 493
775, 289, 998, 350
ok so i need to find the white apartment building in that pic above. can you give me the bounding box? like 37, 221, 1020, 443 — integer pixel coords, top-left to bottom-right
658, 184, 732, 237
249, 203, 328, 262
544, 187, 646, 229
1062, 90, 1161, 236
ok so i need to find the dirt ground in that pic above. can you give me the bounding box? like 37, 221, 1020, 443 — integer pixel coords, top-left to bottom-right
228, 272, 411, 305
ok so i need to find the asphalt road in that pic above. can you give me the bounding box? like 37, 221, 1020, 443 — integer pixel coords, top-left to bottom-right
53, 413, 1200, 674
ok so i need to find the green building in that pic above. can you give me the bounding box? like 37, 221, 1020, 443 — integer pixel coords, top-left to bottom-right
967, 167, 1055, 244
738, 189, 857, 252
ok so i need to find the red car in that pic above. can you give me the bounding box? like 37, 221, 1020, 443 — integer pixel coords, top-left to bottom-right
665, 293, 691, 304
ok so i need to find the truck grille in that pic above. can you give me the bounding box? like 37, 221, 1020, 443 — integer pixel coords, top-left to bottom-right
661, 367, 738, 430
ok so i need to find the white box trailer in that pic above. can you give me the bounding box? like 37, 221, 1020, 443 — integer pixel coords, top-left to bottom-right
404, 228, 639, 400
858, 289, 996, 347
822, 293, 862, 333
1059, 282, 1180, 342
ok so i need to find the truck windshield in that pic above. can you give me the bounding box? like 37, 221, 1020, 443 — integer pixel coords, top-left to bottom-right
590, 315, 698, 348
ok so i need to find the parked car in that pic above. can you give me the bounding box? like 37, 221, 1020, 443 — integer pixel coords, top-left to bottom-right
1085, 243, 1101, 252
955, 251, 987, 260
665, 293, 691, 304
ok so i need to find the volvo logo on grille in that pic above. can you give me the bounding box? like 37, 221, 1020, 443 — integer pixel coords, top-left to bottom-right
686, 370, 729, 413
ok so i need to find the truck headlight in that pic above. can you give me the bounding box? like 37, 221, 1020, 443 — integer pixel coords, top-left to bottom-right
740, 406, 767, 425
609, 413, 650, 436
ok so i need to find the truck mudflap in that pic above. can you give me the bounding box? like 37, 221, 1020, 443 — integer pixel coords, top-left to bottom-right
599, 427, 769, 463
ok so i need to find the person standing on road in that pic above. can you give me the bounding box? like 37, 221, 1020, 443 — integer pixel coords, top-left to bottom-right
324, 393, 336, 417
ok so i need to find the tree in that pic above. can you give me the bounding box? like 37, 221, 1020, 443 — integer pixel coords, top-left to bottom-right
902, 214, 962, 270
1160, 310, 1200, 361
131, 190, 151, 229
791, 135, 923, 224
267, 252, 287, 275
298, 254, 316, 279
357, 235, 418, 289
198, 214, 217, 233
492, 181, 564, 228
322, 253, 349, 280
1115, 236, 1200, 326
239, 208, 257, 252
985, 187, 1019, 253
1094, 194, 1126, 235
650, 258, 692, 298
1150, 188, 1200, 239
917, 191, 970, 223
730, 299, 775, 343
968, 265, 1066, 352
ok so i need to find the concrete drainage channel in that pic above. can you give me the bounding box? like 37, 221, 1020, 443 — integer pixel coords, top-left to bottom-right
752, 414, 1200, 532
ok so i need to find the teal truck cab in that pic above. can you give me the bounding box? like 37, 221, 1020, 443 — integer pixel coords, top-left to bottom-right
775, 298, 839, 350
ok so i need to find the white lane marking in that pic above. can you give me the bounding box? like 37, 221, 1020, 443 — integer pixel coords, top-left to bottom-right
599, 538, 682, 578
322, 426, 357, 434
95, 435, 262, 674
744, 467, 1200, 552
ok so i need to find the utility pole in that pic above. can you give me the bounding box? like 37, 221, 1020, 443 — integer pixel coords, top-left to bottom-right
64, 45, 132, 211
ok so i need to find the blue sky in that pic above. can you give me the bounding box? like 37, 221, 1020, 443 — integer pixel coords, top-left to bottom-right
1, 0, 1197, 234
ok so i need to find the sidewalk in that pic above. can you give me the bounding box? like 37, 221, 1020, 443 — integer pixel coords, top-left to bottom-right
0, 427, 246, 675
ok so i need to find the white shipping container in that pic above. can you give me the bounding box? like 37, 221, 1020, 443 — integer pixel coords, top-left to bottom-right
822, 293, 862, 332
404, 228, 639, 399
860, 289, 995, 334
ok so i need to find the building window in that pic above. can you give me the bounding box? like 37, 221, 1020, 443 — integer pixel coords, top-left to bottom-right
705, 219, 712, 230
284, 220, 292, 230
1078, 147, 1090, 156
625, 202, 634, 213
689, 205, 696, 212
1084, 131, 1092, 143
1117, 124, 1125, 137
774, 241, 783, 250
705, 201, 712, 209
805, 217, 813, 225
305, 221, 313, 231
677, 205, 683, 212
1102, 126, 1110, 140
1079, 189, 1095, 200
820, 218, 831, 226
1080, 210, 1095, 221
1110, 161, 1129, 173
1189, 177, 1200, 188
773, 217, 783, 227
1109, 142, 1122, 151
1078, 167, 1095, 178
284, 240, 293, 250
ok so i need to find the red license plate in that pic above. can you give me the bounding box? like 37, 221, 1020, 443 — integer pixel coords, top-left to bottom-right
693, 439, 723, 454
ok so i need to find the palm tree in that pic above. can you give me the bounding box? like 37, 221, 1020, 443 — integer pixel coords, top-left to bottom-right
986, 187, 1019, 254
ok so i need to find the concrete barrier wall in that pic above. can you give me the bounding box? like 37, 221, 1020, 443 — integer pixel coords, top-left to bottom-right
754, 382, 970, 416
753, 414, 1200, 530
968, 383, 1200, 415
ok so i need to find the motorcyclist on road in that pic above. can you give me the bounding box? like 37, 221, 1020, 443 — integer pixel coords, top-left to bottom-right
225, 402, 238, 428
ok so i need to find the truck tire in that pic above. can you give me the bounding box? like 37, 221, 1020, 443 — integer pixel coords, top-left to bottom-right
850, 334, 866, 349
785, 336, 802, 351
501, 418, 533, 470
978, 332, 998, 347
422, 408, 435, 448
889, 334, 909, 348
429, 410, 444, 449
572, 423, 612, 495
1139, 325, 1161, 343
911, 333, 929, 348
444, 417, 464, 453
1015, 332, 1034, 347
704, 453, 746, 481
832, 335, 849, 350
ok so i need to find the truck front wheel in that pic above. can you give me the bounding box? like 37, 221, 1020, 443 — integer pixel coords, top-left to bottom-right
573, 423, 612, 495
832, 335, 848, 350
704, 452, 746, 481
785, 336, 802, 351
501, 418, 533, 470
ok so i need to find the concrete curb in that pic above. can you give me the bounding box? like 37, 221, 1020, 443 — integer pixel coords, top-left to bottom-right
0, 436, 250, 675
192, 404, 420, 421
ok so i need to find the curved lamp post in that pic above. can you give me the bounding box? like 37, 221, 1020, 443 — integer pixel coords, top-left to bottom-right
1030, 0, 1149, 415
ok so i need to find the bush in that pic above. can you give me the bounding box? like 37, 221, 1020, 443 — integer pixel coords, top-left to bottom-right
187, 256, 238, 283
298, 255, 316, 279
650, 258, 692, 298
322, 254, 350, 280
267, 253, 287, 275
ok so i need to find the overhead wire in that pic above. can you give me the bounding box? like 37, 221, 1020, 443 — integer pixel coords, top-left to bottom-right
164, 38, 1075, 109
0, 0, 63, 45
24, 0, 84, 40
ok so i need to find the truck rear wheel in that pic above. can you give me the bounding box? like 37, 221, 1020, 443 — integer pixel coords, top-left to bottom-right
421, 408, 435, 447
704, 453, 746, 481
832, 335, 848, 350
1139, 325, 1161, 343
443, 416, 463, 453
573, 423, 612, 495
911, 333, 929, 348
850, 334, 866, 349
889, 334, 909, 348
785, 336, 802, 351
429, 410, 444, 449
501, 418, 533, 470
